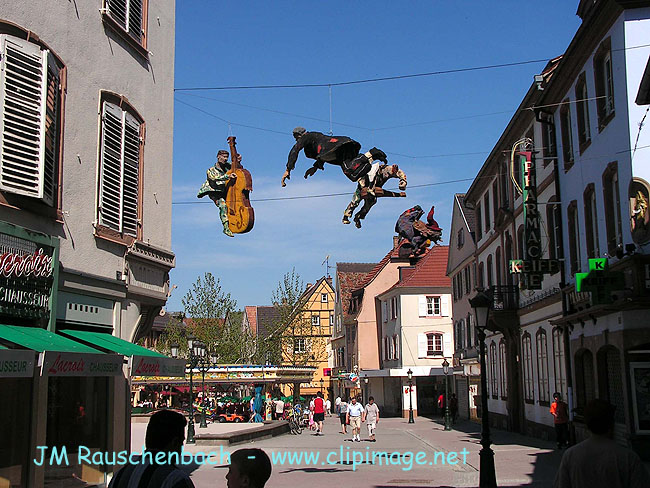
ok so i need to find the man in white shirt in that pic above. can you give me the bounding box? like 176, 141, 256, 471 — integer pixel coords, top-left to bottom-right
554, 399, 649, 488
274, 398, 285, 420
363, 397, 380, 442
346, 397, 364, 442
325, 398, 332, 416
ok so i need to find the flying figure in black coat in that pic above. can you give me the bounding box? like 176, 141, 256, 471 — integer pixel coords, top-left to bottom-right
281, 127, 388, 188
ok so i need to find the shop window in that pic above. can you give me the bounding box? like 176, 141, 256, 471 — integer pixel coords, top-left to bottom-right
552, 328, 567, 400
0, 31, 65, 212
522, 332, 535, 403
602, 162, 622, 255
490, 341, 498, 399
583, 184, 600, 258
560, 101, 574, 171
46, 377, 108, 485
97, 94, 144, 243
499, 339, 508, 399
0, 378, 32, 487
575, 73, 591, 152
102, 0, 149, 55
567, 201, 580, 275
593, 38, 615, 130
536, 329, 550, 405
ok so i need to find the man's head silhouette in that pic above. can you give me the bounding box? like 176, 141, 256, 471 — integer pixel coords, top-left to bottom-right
145, 409, 186, 454
226, 448, 272, 488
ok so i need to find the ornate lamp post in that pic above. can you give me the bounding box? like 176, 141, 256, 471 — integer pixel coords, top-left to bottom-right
469, 290, 497, 488
363, 376, 369, 404
171, 336, 204, 444
407, 368, 414, 424
199, 348, 218, 428
442, 359, 452, 431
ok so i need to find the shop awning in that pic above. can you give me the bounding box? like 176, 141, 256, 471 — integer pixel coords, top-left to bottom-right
59, 329, 185, 377
0, 325, 99, 353
59, 329, 166, 357
0, 325, 123, 377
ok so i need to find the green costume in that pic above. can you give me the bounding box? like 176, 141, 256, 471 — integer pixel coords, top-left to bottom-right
197, 161, 233, 236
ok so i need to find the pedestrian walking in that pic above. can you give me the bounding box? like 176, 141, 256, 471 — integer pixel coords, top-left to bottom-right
347, 397, 364, 442
109, 410, 195, 488
363, 396, 380, 442
550, 392, 569, 449
325, 397, 332, 416
313, 391, 325, 435
274, 397, 285, 421
553, 399, 650, 488
339, 397, 349, 434
450, 393, 458, 423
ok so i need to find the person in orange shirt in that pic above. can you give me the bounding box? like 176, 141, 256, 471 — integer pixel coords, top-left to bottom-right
550, 392, 569, 449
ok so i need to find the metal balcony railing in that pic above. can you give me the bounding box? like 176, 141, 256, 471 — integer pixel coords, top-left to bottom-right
489, 285, 519, 311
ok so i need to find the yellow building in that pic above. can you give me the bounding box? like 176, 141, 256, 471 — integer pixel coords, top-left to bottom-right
281, 276, 335, 399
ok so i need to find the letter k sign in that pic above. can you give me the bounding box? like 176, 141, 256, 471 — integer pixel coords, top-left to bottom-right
590, 258, 607, 271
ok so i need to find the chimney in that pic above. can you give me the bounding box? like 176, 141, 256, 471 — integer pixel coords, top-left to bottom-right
393, 235, 400, 249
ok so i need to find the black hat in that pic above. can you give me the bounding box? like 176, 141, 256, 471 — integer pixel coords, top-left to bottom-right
217, 150, 229, 156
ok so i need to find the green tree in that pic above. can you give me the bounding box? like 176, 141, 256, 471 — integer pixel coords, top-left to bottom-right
155, 313, 187, 356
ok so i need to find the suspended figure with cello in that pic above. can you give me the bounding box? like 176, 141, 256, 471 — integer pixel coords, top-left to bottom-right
197, 136, 254, 236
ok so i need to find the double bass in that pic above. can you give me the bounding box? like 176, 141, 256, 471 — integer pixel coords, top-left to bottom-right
226, 136, 254, 234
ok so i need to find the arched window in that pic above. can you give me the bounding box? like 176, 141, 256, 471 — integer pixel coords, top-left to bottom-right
499, 339, 507, 398
490, 341, 498, 399
552, 328, 566, 399
536, 329, 550, 404
478, 262, 485, 289
522, 332, 534, 402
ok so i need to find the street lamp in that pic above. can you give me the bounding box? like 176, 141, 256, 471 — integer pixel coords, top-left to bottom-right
199, 346, 218, 429
407, 368, 414, 424
442, 359, 452, 431
469, 290, 497, 488
170, 335, 204, 444
363, 376, 369, 404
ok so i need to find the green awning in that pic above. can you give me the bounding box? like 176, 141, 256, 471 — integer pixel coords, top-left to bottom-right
0, 325, 99, 353
59, 329, 166, 357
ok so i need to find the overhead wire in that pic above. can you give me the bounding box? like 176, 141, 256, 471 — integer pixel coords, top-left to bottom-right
173, 43, 650, 92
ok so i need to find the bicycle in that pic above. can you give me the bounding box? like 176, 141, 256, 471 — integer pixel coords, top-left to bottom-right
284, 406, 303, 435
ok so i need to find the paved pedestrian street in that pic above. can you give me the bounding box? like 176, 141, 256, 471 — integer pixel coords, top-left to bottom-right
170, 417, 563, 488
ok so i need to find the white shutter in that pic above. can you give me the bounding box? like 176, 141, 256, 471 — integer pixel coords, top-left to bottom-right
418, 296, 427, 317
122, 112, 140, 237
382, 301, 387, 323
107, 0, 128, 30
107, 0, 143, 43
443, 332, 452, 357
99, 102, 124, 232
417, 333, 427, 358
0, 35, 48, 201
441, 295, 450, 316
42, 51, 60, 206
395, 335, 400, 359
127, 0, 144, 42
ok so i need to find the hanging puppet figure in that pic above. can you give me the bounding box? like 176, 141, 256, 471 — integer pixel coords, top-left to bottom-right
197, 150, 237, 237
281, 127, 388, 187
343, 163, 407, 228
395, 205, 443, 258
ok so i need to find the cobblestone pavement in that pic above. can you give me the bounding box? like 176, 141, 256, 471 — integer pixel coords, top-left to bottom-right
169, 416, 565, 488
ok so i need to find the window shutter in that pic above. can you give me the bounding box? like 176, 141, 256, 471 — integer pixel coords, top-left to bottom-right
417, 333, 427, 358
99, 102, 124, 232
107, 0, 128, 30
382, 301, 387, 323
0, 35, 49, 202
443, 332, 452, 357
441, 295, 450, 316
42, 51, 60, 206
107, 0, 143, 43
394, 335, 399, 360
382, 337, 387, 361
122, 111, 140, 237
418, 296, 427, 317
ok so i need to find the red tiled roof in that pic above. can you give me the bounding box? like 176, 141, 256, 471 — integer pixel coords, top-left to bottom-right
336, 263, 375, 324
391, 245, 450, 289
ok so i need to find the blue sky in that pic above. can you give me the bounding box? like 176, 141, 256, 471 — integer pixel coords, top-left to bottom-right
168, 1, 582, 311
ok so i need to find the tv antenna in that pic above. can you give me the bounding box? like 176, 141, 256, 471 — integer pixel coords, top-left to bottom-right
322, 255, 334, 279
